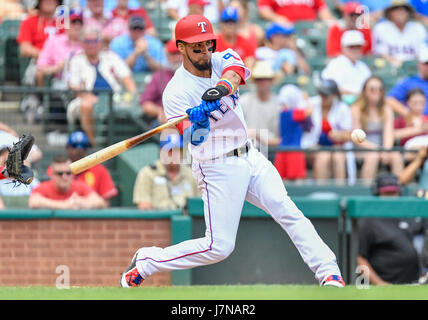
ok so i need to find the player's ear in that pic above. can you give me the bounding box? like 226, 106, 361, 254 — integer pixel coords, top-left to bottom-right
177, 41, 186, 54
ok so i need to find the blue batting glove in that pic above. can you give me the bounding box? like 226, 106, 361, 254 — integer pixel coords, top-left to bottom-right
202, 100, 222, 113
186, 106, 207, 124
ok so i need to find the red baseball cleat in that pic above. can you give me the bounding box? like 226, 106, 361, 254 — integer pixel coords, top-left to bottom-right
322, 275, 345, 288
120, 250, 144, 287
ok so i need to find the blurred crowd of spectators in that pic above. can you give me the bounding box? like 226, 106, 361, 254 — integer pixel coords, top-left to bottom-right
1, 0, 428, 208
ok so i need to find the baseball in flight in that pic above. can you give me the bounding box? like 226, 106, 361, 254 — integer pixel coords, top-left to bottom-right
351, 129, 366, 144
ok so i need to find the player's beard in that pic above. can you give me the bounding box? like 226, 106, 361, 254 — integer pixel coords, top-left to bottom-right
188, 56, 212, 71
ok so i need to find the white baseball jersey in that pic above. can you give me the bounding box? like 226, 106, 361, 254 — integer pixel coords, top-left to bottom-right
373, 20, 428, 61
163, 48, 252, 161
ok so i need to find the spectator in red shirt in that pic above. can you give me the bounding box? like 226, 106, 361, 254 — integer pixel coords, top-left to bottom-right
229, 0, 265, 47
257, 0, 336, 26
110, 0, 155, 36
394, 88, 428, 149
140, 40, 183, 127
326, 1, 372, 57
29, 154, 106, 210
65, 131, 118, 205
17, 0, 63, 59
216, 7, 256, 70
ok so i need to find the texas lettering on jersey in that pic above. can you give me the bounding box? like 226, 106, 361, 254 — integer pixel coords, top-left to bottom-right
162, 48, 252, 161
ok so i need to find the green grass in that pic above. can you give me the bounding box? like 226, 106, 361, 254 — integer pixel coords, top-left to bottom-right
0, 285, 427, 300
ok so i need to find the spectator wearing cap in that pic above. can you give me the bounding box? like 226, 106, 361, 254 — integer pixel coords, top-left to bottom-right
140, 40, 183, 127
335, 0, 391, 23
67, 131, 118, 205
83, 0, 128, 46
357, 172, 421, 285
36, 11, 84, 89
46, 130, 118, 206
216, 7, 256, 70
256, 23, 310, 76
110, 0, 156, 36
326, 1, 372, 57
110, 15, 166, 73
133, 132, 198, 210
241, 60, 281, 148
17, 0, 63, 60
387, 46, 428, 117
322, 29, 371, 103
29, 154, 106, 210
67, 26, 137, 146
372, 0, 427, 68
166, 0, 221, 23
257, 0, 337, 26
274, 84, 312, 181
301, 79, 353, 182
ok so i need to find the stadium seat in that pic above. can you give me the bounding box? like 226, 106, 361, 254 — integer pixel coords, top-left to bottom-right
0, 19, 23, 83
399, 60, 418, 77
133, 72, 152, 90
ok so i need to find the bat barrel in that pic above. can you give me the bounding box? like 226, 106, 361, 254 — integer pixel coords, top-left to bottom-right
69, 114, 189, 175
70, 140, 129, 175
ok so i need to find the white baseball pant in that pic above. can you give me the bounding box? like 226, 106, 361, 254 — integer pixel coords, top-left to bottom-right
135, 146, 342, 284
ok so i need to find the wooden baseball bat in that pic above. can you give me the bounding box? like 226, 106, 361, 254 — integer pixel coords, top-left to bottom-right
70, 114, 189, 175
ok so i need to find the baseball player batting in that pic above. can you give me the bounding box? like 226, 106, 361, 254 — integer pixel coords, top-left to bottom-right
120, 15, 345, 288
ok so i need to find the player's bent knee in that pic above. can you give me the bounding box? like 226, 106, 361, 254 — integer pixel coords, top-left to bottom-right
207, 239, 235, 262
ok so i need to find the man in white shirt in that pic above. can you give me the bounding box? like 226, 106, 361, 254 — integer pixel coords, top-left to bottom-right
373, 0, 427, 67
241, 60, 281, 148
301, 79, 353, 182
321, 30, 371, 104
67, 26, 137, 146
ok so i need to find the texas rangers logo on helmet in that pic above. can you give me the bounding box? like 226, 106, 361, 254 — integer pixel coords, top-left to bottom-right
197, 22, 207, 33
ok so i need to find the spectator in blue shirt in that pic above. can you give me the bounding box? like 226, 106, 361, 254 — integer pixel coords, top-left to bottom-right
110, 15, 166, 73
410, 0, 428, 26
386, 46, 428, 116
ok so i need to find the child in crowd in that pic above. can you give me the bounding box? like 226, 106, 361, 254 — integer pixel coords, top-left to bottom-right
274, 84, 312, 180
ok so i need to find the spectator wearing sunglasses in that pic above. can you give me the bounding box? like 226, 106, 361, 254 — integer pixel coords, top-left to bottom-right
46, 131, 118, 206
29, 154, 106, 210
326, 2, 372, 57
110, 15, 166, 73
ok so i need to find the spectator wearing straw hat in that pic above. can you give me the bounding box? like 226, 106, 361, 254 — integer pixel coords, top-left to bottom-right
373, 0, 427, 67
241, 60, 281, 148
